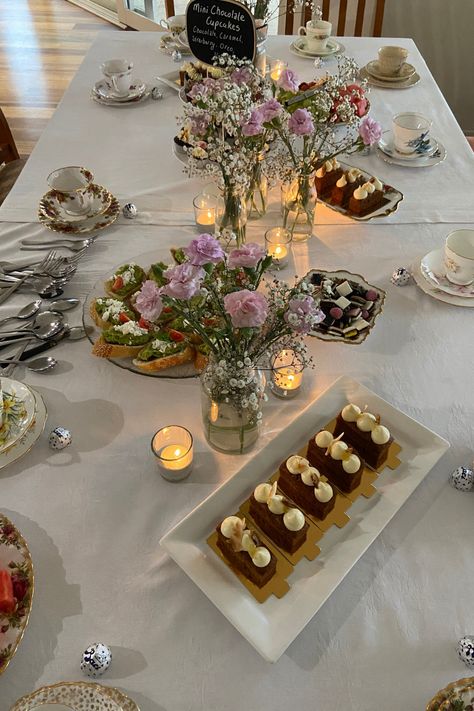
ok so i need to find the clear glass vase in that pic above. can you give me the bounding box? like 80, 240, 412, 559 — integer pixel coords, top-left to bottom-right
281, 171, 317, 242
246, 156, 268, 220
216, 188, 247, 248
200, 357, 265, 454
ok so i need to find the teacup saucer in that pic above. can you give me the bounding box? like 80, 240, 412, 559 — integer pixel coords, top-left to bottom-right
93, 79, 147, 102
39, 186, 120, 234
420, 248, 474, 297
359, 66, 420, 89
290, 37, 345, 58
366, 60, 415, 82
376, 136, 446, 167
413, 256, 474, 308
39, 184, 112, 222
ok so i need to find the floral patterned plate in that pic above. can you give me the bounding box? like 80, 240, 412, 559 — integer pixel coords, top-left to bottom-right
39, 184, 112, 223
11, 681, 139, 711
412, 260, 474, 308
421, 248, 474, 298
0, 378, 37, 455
0, 387, 47, 471
0, 514, 34, 675
38, 188, 120, 235
376, 136, 446, 168
426, 677, 474, 710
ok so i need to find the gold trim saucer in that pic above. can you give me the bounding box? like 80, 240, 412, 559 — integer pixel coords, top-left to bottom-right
11, 681, 140, 710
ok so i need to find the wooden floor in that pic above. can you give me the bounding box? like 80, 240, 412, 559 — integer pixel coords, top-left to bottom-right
0, 0, 119, 158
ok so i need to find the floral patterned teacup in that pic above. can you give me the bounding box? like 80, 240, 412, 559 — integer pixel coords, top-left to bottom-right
101, 58, 134, 97
298, 20, 332, 52
445, 229, 474, 285
392, 112, 432, 154
47, 166, 94, 216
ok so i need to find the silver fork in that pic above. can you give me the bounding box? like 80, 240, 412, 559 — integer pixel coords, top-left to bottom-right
0, 251, 59, 306
21, 236, 97, 252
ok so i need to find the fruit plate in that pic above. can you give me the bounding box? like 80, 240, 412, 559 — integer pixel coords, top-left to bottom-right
160, 375, 450, 662
11, 681, 140, 710
317, 160, 404, 221
0, 514, 34, 675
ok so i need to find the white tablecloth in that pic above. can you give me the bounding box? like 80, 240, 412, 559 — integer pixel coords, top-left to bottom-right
1, 34, 474, 225
0, 33, 474, 711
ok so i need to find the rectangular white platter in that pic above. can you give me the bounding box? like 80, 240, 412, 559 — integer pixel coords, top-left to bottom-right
160, 376, 450, 662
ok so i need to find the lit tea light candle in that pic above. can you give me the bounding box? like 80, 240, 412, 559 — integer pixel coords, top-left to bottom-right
265, 227, 291, 269
151, 426, 194, 481
270, 60, 286, 82
270, 349, 304, 399
193, 193, 217, 230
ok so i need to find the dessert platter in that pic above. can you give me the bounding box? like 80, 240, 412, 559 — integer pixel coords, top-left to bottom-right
376, 136, 446, 168
305, 268, 386, 343
314, 159, 404, 220
11, 681, 140, 711
91, 79, 150, 107
0, 514, 34, 675
289, 37, 345, 59
426, 676, 474, 711
412, 252, 474, 308
160, 376, 450, 661
38, 184, 120, 235
359, 64, 421, 89
0, 380, 47, 471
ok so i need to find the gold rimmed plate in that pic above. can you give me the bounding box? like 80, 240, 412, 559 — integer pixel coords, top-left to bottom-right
0, 388, 47, 472
426, 677, 474, 710
290, 37, 345, 59
11, 681, 140, 710
0, 514, 34, 675
0, 378, 36, 455
360, 65, 420, 89
39, 190, 120, 235
366, 60, 416, 82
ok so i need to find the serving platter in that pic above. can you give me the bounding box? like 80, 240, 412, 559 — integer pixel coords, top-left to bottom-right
160, 376, 450, 661
0, 514, 34, 675
317, 160, 404, 221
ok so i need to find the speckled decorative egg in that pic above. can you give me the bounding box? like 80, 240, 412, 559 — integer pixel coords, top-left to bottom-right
172, 49, 182, 62
48, 427, 72, 450
391, 267, 411, 286
449, 466, 474, 491
151, 87, 163, 100
122, 202, 138, 219
457, 636, 474, 667
80, 642, 112, 678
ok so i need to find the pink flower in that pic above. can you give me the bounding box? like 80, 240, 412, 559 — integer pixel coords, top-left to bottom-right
134, 280, 163, 322
288, 108, 314, 136
359, 116, 382, 145
242, 109, 264, 136
278, 68, 299, 93
231, 66, 252, 85
227, 243, 266, 269
162, 263, 205, 300
185, 233, 225, 266
259, 98, 281, 123
284, 295, 325, 334
224, 289, 268, 328
187, 82, 209, 100
190, 112, 211, 136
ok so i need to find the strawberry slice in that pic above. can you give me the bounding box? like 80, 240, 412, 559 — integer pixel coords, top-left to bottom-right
118, 312, 130, 324
138, 317, 151, 330
168, 329, 185, 342
163, 306, 173, 314
112, 276, 124, 292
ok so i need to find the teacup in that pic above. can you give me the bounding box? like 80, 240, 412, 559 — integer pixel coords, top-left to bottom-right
160, 14, 186, 35
47, 166, 94, 216
378, 46, 408, 76
392, 112, 432, 154
298, 19, 332, 52
101, 58, 133, 97
445, 229, 474, 285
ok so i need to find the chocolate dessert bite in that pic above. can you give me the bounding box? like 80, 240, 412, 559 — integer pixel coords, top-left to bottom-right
333, 403, 393, 469
216, 516, 277, 588
307, 430, 365, 493
278, 455, 336, 520
249, 482, 309, 554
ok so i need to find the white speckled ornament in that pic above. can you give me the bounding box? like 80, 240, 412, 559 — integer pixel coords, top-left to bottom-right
457, 636, 474, 667
80, 642, 112, 677
391, 267, 411, 286
48, 427, 72, 450
122, 203, 138, 219
449, 466, 474, 491
151, 87, 163, 100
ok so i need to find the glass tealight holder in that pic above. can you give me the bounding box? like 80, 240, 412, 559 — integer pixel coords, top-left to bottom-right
265, 227, 292, 270
193, 193, 217, 231
151, 425, 194, 481
270, 349, 304, 399
269, 59, 287, 83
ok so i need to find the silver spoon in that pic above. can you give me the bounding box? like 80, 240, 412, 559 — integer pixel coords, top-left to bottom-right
0, 356, 57, 372
49, 298, 80, 312
0, 313, 64, 341
0, 300, 42, 328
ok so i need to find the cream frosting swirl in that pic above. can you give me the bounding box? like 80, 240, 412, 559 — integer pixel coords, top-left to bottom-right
362, 181, 375, 194
353, 185, 368, 200
286, 455, 310, 474
371, 177, 383, 191
336, 175, 347, 188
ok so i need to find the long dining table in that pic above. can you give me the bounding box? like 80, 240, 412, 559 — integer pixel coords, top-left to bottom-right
1, 32, 474, 711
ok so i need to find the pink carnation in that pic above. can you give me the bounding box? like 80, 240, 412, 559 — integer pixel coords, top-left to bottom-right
162, 263, 205, 300
231, 66, 252, 85
259, 98, 281, 123
135, 280, 163, 322
224, 289, 268, 328
359, 116, 382, 145
185, 233, 224, 266
227, 243, 266, 269
284, 295, 324, 334
288, 108, 314, 136
242, 109, 264, 137
278, 68, 299, 93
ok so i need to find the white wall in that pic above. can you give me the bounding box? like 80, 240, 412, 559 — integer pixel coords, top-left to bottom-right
383, 0, 474, 133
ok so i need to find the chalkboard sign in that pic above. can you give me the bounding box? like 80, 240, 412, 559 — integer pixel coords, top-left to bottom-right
185, 0, 256, 65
